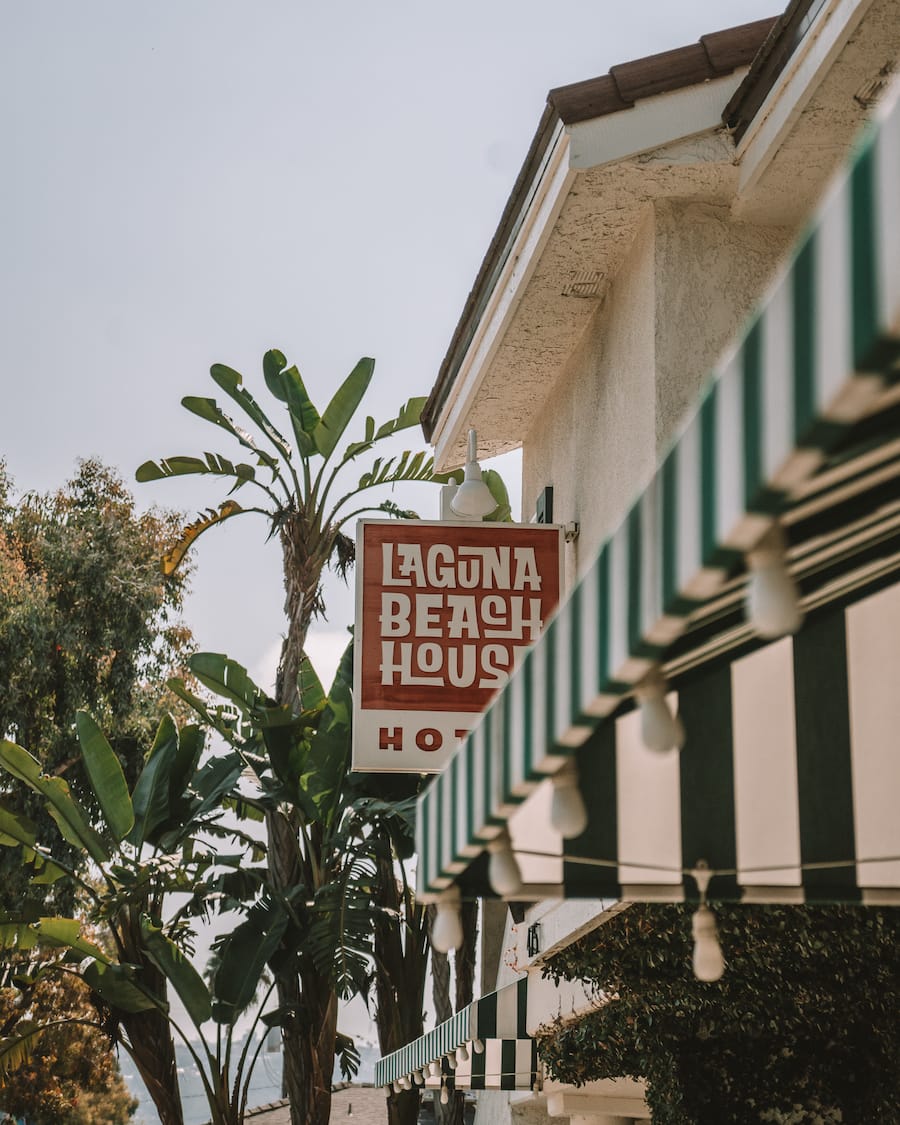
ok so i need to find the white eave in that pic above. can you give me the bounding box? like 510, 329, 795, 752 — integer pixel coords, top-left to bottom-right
430, 73, 749, 472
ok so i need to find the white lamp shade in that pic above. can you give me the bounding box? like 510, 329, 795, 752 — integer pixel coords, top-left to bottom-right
487, 832, 523, 896
550, 769, 589, 837
635, 674, 685, 754
746, 555, 804, 638
431, 888, 464, 952
448, 428, 496, 517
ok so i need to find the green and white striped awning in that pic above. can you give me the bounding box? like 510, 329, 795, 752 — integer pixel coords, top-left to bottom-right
416, 84, 900, 905
374, 978, 535, 1091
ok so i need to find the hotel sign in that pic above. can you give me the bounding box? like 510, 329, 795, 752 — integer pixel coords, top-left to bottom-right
353, 519, 563, 772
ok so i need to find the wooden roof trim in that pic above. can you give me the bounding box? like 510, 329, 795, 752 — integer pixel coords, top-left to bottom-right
724, 0, 826, 141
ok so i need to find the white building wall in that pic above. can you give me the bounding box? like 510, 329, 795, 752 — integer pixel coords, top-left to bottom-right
522, 200, 793, 581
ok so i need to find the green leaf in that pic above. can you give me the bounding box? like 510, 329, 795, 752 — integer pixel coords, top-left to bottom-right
301, 643, 353, 824
374, 396, 425, 439
128, 716, 180, 847
0, 804, 37, 850
298, 651, 326, 714
35, 917, 110, 963
189, 652, 269, 714
314, 357, 374, 459
481, 469, 512, 523
0, 741, 109, 865
169, 724, 204, 806
23, 849, 68, 885
189, 752, 245, 822
83, 960, 160, 1013
262, 350, 319, 458
140, 915, 212, 1028
75, 711, 134, 843
211, 899, 289, 1024
135, 455, 216, 482
262, 724, 313, 815
197, 369, 294, 465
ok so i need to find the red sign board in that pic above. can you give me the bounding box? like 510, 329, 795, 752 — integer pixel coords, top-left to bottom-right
352, 519, 563, 772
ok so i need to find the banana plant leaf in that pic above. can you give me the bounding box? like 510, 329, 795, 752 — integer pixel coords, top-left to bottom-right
210, 361, 295, 464
0, 741, 108, 865
313, 357, 374, 459
0, 803, 37, 849
189, 652, 271, 715
140, 915, 212, 1028
181, 396, 281, 474
300, 643, 353, 826
210, 898, 289, 1024
128, 716, 180, 848
297, 650, 326, 714
75, 711, 134, 843
262, 349, 320, 458
23, 848, 68, 885
168, 724, 204, 808
162, 501, 243, 576
83, 959, 161, 1013
0, 1021, 42, 1079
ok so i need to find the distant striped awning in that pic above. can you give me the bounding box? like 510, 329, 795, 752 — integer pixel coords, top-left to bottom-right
416, 84, 900, 904
374, 978, 536, 1092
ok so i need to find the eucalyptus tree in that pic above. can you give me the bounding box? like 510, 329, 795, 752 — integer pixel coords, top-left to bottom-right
0, 458, 193, 916
0, 711, 272, 1125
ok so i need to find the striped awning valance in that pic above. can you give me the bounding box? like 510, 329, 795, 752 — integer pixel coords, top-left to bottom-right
416, 84, 900, 904
374, 978, 534, 1090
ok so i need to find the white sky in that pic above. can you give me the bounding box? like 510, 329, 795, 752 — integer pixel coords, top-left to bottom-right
1, 0, 778, 691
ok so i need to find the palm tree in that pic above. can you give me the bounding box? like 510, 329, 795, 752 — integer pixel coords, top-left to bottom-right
138, 350, 448, 1125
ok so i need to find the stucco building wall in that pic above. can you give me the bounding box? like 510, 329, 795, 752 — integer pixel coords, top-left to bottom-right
522, 199, 793, 586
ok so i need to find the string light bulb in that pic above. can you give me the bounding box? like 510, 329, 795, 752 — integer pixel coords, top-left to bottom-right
635, 669, 685, 754
392, 1081, 402, 1094
440, 1083, 450, 1106
745, 524, 804, 638
456, 1043, 469, 1064
692, 904, 725, 982
690, 860, 725, 982
472, 1038, 485, 1054
431, 885, 464, 952
449, 429, 497, 518
550, 763, 589, 837
413, 1069, 425, 1086
487, 829, 523, 896
446, 1052, 457, 1070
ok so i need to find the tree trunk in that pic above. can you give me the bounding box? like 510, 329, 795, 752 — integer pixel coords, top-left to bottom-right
376, 856, 429, 1125
120, 989, 183, 1125
428, 901, 478, 1125
272, 526, 339, 1125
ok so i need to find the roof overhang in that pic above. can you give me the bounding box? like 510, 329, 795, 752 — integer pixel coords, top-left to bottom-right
423, 0, 899, 471
427, 73, 750, 472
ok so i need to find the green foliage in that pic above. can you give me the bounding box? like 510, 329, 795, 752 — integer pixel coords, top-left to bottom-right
170, 643, 391, 1009
141, 348, 511, 1125
0, 959, 138, 1125
0, 459, 193, 913
537, 903, 900, 1125
0, 711, 277, 1125
136, 349, 434, 595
